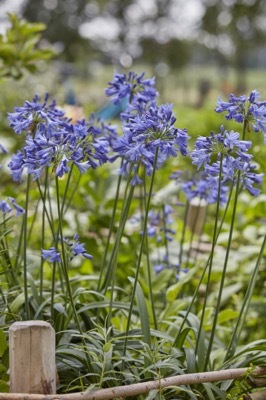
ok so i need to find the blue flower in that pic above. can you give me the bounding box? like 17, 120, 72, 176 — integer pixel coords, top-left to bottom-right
0, 200, 12, 214
8, 97, 111, 181
113, 103, 189, 184
144, 205, 176, 243
105, 71, 158, 106
42, 247, 61, 263
215, 91, 266, 142
181, 173, 229, 205
63, 234, 93, 261
190, 126, 252, 171
8, 94, 65, 135
8, 197, 25, 216
189, 126, 262, 197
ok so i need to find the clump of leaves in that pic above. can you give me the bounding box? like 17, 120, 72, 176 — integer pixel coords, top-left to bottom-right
0, 13, 54, 80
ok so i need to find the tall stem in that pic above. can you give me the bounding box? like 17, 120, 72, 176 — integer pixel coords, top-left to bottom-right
195, 156, 224, 359
97, 172, 123, 291
23, 174, 31, 319
122, 149, 159, 362
55, 176, 95, 378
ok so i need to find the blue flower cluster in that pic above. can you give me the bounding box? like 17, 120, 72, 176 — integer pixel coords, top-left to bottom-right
181, 172, 228, 205
189, 126, 263, 198
42, 234, 92, 263
105, 71, 158, 115
8, 95, 114, 181
112, 103, 189, 184
106, 72, 189, 184
216, 90, 266, 142
146, 204, 176, 243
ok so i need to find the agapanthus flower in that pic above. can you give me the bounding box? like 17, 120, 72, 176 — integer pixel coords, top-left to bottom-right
8, 96, 111, 181
8, 197, 25, 216
0, 197, 24, 215
146, 205, 176, 243
62, 234, 93, 261
105, 71, 158, 106
42, 234, 92, 263
42, 247, 61, 263
0, 200, 12, 214
105, 71, 158, 120
190, 126, 252, 170
181, 173, 228, 205
112, 103, 189, 185
0, 143, 8, 155
0, 143, 8, 170
190, 126, 263, 197
153, 254, 187, 280
215, 90, 266, 142
8, 93, 66, 136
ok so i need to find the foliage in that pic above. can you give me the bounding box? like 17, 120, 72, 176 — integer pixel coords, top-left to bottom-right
0, 14, 54, 80
0, 64, 266, 400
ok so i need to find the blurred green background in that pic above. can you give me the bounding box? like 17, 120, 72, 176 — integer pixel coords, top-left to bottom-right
1, 0, 266, 110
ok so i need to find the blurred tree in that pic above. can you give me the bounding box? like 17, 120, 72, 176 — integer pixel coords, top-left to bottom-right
21, 0, 200, 70
22, 0, 92, 61
200, 0, 266, 91
0, 13, 54, 80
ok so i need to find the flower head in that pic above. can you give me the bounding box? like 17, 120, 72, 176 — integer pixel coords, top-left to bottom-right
42, 247, 61, 263
105, 71, 158, 106
189, 126, 262, 197
113, 103, 189, 185
215, 90, 266, 142
8, 96, 111, 181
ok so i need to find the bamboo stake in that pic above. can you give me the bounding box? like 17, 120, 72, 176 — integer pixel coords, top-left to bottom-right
3, 366, 266, 400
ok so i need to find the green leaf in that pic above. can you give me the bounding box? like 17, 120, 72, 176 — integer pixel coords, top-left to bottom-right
218, 309, 239, 324
0, 331, 7, 357
166, 267, 198, 302
0, 379, 9, 393
128, 277, 151, 347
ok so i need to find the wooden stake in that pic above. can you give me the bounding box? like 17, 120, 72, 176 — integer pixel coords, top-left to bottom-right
9, 321, 56, 394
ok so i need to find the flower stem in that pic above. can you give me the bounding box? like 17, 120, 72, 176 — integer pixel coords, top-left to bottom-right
122, 148, 159, 365
23, 174, 31, 319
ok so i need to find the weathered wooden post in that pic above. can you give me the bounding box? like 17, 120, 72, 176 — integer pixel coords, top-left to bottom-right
9, 321, 56, 394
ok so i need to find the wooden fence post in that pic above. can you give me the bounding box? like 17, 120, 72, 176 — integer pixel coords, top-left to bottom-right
9, 321, 56, 394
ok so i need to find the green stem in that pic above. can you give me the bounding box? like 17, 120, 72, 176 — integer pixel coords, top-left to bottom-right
204, 118, 248, 368
100, 172, 134, 294
122, 149, 159, 362
195, 156, 224, 359
55, 176, 95, 378
179, 201, 189, 267
106, 181, 135, 330
174, 184, 234, 347
97, 172, 123, 291
23, 174, 31, 319
204, 173, 241, 369
224, 232, 266, 362
143, 175, 157, 330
